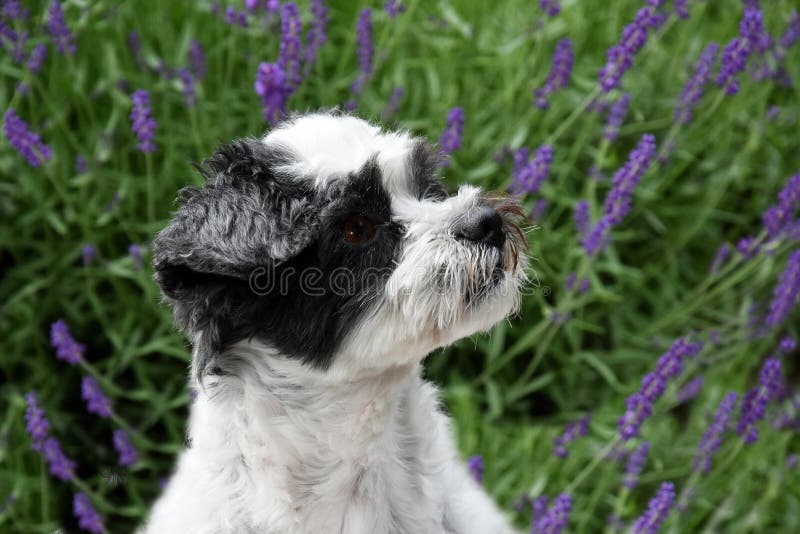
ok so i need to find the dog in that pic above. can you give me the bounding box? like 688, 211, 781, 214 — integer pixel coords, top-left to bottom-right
141, 111, 528, 534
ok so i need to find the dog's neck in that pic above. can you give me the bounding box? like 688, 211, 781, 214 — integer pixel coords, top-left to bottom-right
189, 340, 419, 475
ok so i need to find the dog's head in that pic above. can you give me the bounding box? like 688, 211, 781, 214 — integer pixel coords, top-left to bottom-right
153, 112, 528, 381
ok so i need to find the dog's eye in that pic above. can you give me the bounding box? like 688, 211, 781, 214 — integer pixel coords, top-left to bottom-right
342, 214, 376, 245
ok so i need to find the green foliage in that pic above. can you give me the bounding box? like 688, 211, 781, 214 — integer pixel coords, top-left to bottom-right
1, 1, 799, 532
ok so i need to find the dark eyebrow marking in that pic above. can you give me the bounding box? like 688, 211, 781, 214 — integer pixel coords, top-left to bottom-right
407, 139, 448, 201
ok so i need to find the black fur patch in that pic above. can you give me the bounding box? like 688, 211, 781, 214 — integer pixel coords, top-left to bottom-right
152, 140, 401, 378
408, 140, 448, 201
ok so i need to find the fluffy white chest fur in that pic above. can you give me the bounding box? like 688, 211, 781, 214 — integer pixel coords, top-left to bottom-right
142, 344, 516, 534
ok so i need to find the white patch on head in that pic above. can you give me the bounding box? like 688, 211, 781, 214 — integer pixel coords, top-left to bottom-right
263, 112, 414, 195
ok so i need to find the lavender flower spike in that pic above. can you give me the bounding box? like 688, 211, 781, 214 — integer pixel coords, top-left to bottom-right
710, 243, 731, 274
113, 429, 138, 467
694, 392, 737, 473
130, 90, 157, 153
42, 437, 77, 481
81, 376, 112, 418
582, 134, 656, 256
534, 39, 573, 109
351, 8, 374, 95
716, 8, 764, 95
736, 358, 783, 443
533, 493, 572, 534
623, 442, 649, 489
510, 145, 553, 194
574, 201, 590, 238
3, 110, 53, 167
73, 493, 105, 533
47, 1, 76, 55
618, 337, 702, 440
598, 7, 654, 92
304, 0, 329, 72
632, 482, 675, 534
24, 392, 50, 451
540, 0, 560, 17
189, 40, 206, 80
50, 319, 85, 365
674, 43, 718, 125
553, 414, 590, 458
467, 455, 483, 483
279, 3, 302, 90
385, 1, 406, 18
604, 93, 631, 141
382, 86, 404, 120
439, 107, 465, 158
255, 63, 288, 123
764, 250, 800, 328
763, 172, 800, 240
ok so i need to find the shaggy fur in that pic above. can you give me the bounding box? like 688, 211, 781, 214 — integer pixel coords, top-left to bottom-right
141, 112, 527, 534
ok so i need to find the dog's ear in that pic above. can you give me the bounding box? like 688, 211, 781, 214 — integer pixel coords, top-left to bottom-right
152, 138, 318, 302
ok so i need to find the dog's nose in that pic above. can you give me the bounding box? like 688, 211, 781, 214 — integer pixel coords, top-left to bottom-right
454, 205, 505, 249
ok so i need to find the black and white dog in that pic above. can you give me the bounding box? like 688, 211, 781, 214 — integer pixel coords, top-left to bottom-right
142, 112, 527, 534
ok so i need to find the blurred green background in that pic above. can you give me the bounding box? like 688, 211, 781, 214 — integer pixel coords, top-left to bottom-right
2, 0, 800, 532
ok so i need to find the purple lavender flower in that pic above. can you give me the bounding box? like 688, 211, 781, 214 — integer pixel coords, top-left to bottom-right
439, 107, 465, 159
73, 493, 105, 533
540, 0, 560, 17
24, 392, 50, 451
788, 454, 799, 470
565, 273, 576, 291
467, 455, 483, 483
50, 319, 85, 365
764, 250, 800, 328
582, 134, 656, 256
82, 244, 96, 266
129, 244, 144, 269
255, 62, 288, 123
618, 338, 702, 440
694, 392, 737, 473
763, 172, 800, 240
533, 493, 572, 534
130, 90, 157, 153
623, 442, 650, 489
632, 482, 675, 534
351, 8, 374, 95
674, 0, 689, 19
534, 39, 573, 109
75, 155, 88, 174
531, 199, 549, 221
578, 277, 590, 293
266, 0, 280, 12
189, 40, 206, 80
3, 110, 53, 167
674, 43, 718, 125
510, 145, 553, 194
279, 3, 302, 90
27, 43, 47, 74
304, 0, 329, 72
717, 8, 765, 95
598, 7, 654, 92
47, 1, 76, 55
779, 337, 796, 353
385, 0, 406, 18
736, 236, 759, 259
676, 376, 704, 403
604, 93, 631, 141
2, 0, 29, 20
113, 429, 138, 467
779, 10, 799, 51
710, 243, 731, 274
178, 68, 196, 108
224, 6, 239, 25
381, 86, 404, 120
81, 376, 112, 418
42, 437, 76, 481
736, 358, 783, 443
553, 414, 590, 458
245, 0, 259, 11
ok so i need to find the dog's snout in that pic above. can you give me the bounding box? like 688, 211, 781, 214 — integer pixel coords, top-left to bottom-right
454, 205, 505, 249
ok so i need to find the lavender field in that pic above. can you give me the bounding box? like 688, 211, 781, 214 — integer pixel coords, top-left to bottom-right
2, 0, 800, 532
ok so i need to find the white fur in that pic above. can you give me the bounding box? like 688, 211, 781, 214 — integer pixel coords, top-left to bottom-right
141, 113, 524, 534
